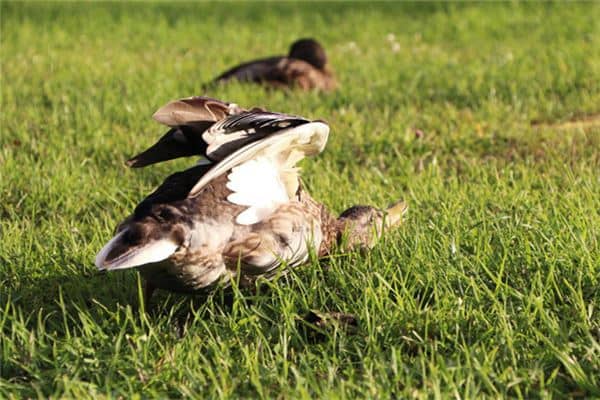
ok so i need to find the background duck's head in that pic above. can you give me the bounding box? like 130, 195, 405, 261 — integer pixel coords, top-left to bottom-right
288, 38, 328, 70
95, 204, 190, 271
337, 201, 407, 250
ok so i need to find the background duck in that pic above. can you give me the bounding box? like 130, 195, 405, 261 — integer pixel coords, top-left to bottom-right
96, 110, 405, 303
209, 38, 337, 92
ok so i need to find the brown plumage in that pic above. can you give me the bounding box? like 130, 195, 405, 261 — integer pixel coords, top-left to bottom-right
210, 38, 337, 92
95, 106, 406, 304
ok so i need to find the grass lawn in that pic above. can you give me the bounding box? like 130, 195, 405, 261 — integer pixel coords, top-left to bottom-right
1, 2, 599, 398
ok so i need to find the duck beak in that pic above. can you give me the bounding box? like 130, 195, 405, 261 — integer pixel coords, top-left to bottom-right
385, 201, 408, 228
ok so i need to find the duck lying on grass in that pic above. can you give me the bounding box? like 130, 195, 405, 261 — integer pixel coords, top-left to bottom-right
96, 102, 406, 303
208, 38, 337, 92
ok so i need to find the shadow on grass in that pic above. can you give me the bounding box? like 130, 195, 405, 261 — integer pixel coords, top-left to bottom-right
2, 269, 244, 336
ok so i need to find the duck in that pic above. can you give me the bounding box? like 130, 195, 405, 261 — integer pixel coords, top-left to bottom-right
95, 108, 406, 303
208, 38, 337, 92
126, 96, 310, 168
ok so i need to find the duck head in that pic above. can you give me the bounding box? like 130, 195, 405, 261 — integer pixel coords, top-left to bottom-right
288, 38, 328, 70
337, 201, 407, 250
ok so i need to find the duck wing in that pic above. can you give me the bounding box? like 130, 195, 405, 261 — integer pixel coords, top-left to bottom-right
211, 56, 284, 84
126, 124, 213, 168
190, 115, 329, 225
127, 96, 245, 168
152, 96, 243, 127
202, 109, 310, 161
126, 98, 309, 167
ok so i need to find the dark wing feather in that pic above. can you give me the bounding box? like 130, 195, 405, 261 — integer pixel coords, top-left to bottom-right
127, 97, 245, 168
203, 110, 310, 160
126, 98, 310, 167
211, 56, 284, 84
133, 163, 213, 218
126, 124, 212, 168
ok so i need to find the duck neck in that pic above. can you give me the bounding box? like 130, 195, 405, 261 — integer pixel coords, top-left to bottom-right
318, 205, 344, 257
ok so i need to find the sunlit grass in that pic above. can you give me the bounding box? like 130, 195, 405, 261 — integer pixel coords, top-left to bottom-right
1, 2, 599, 398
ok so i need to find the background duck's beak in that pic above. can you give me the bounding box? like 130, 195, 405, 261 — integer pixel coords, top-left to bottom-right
385, 201, 408, 228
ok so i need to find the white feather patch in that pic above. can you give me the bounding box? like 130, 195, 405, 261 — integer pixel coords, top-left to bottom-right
204, 129, 250, 158
95, 230, 178, 271
189, 121, 329, 198
226, 157, 289, 225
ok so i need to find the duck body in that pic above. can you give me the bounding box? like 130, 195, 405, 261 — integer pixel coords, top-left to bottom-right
96, 102, 406, 300
128, 173, 328, 294
213, 57, 336, 92
97, 117, 334, 295
210, 38, 337, 92
213, 56, 284, 84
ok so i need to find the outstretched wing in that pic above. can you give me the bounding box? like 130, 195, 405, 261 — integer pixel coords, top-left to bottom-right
127, 96, 245, 168
127, 98, 309, 167
202, 110, 310, 161
225, 157, 289, 225
189, 119, 329, 224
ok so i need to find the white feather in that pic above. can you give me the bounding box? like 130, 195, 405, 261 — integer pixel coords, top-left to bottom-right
189, 121, 329, 198
204, 130, 249, 156
196, 158, 212, 166
95, 231, 125, 269
226, 157, 289, 225
95, 230, 178, 271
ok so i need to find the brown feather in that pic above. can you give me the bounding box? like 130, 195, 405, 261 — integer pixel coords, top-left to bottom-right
265, 58, 337, 92
208, 39, 337, 92
152, 96, 243, 127
212, 56, 284, 83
